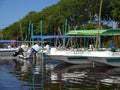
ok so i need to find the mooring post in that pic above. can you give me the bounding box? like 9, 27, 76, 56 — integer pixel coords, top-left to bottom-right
41, 48, 45, 90
92, 61, 95, 68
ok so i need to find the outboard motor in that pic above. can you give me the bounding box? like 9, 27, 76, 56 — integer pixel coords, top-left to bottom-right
24, 43, 42, 59
13, 45, 27, 57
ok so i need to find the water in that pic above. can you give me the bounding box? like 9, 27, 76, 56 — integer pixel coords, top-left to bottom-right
0, 60, 30, 90
0, 59, 120, 90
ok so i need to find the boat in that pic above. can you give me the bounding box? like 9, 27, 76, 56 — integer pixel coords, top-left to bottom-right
45, 29, 120, 67
0, 40, 18, 59
0, 48, 18, 60
0, 48, 18, 52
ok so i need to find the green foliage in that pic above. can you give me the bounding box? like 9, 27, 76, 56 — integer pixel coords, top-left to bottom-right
0, 0, 120, 40
112, 0, 120, 21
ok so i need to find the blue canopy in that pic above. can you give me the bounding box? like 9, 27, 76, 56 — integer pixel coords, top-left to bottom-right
0, 40, 16, 43
32, 35, 95, 39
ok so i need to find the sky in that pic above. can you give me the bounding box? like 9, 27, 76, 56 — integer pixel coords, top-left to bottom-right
0, 0, 60, 29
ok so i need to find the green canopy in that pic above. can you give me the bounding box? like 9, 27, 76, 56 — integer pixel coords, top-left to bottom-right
66, 29, 120, 36
103, 29, 120, 36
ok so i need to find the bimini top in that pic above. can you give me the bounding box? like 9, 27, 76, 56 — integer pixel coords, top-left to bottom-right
0, 40, 16, 43
66, 28, 120, 36
32, 35, 73, 39
32, 35, 95, 39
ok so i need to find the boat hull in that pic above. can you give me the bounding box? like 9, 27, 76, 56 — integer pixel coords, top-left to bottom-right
48, 48, 120, 67
50, 55, 91, 64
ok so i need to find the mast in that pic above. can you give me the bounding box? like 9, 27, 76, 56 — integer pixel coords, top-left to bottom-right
28, 20, 31, 46
31, 23, 34, 45
63, 19, 67, 47
20, 20, 23, 44
40, 20, 43, 47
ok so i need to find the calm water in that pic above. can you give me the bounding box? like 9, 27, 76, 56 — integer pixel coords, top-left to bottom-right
0, 58, 120, 90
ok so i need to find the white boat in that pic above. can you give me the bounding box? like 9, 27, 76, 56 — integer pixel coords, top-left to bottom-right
0, 48, 18, 52
0, 48, 18, 60
45, 29, 120, 67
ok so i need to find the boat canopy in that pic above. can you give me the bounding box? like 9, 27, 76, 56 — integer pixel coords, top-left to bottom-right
32, 35, 95, 39
66, 28, 120, 36
0, 40, 16, 43
103, 29, 120, 36
33, 35, 73, 39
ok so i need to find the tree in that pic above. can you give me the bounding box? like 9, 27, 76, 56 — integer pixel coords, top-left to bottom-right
0, 0, 120, 40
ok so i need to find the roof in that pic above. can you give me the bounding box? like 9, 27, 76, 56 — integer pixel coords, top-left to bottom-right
66, 28, 120, 36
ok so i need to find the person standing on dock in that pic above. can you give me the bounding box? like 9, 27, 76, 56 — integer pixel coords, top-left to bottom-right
45, 42, 50, 53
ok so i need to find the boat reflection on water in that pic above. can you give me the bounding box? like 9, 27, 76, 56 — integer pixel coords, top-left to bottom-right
48, 62, 120, 89
100, 67, 120, 85
1, 58, 120, 90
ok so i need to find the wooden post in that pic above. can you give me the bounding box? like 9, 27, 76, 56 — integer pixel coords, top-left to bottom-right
115, 22, 119, 48
95, 0, 103, 49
